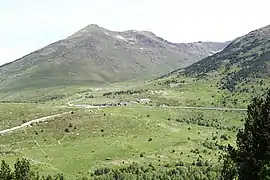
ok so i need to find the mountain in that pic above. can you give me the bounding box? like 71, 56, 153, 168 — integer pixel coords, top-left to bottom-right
160, 25, 270, 92
0, 24, 229, 91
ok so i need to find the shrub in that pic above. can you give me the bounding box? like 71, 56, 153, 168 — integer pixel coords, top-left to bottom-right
220, 134, 229, 140
68, 123, 73, 128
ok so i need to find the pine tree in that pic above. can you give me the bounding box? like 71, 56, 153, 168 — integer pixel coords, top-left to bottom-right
222, 90, 270, 180
14, 158, 35, 180
0, 160, 13, 180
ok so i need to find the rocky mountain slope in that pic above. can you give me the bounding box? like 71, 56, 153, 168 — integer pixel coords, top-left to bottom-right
0, 24, 229, 91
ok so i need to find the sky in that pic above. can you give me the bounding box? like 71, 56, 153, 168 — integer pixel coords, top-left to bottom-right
0, 0, 269, 65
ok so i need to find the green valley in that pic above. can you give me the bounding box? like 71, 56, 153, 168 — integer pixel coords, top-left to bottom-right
0, 23, 270, 180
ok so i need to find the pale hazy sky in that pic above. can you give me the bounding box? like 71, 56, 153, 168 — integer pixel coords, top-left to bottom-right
0, 0, 269, 65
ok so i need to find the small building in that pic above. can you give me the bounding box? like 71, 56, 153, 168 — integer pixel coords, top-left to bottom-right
119, 102, 128, 106
136, 98, 151, 104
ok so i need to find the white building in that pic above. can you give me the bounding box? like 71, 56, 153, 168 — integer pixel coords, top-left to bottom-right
136, 98, 151, 104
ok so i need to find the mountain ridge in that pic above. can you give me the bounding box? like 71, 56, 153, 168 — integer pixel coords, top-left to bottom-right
157, 24, 270, 92
0, 24, 230, 91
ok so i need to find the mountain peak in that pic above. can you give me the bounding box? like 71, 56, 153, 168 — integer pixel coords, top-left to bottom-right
83, 24, 103, 29
140, 31, 157, 38
68, 24, 106, 38
0, 24, 229, 91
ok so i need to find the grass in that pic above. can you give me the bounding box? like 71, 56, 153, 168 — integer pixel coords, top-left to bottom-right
1, 25, 269, 178
0, 103, 68, 130
143, 74, 269, 108
0, 103, 246, 178
0, 74, 259, 179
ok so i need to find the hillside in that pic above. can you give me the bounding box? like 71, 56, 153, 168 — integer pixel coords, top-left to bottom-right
0, 24, 228, 91
144, 25, 270, 109
183, 25, 270, 91
157, 25, 270, 91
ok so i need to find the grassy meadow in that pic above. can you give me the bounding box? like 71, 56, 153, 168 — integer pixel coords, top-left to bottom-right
0, 75, 259, 179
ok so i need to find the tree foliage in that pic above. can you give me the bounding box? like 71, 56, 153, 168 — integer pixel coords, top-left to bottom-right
222, 90, 270, 179
0, 158, 64, 180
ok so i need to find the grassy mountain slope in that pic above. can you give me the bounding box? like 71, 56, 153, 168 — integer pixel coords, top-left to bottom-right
145, 25, 270, 108
183, 25, 270, 91
0, 24, 229, 91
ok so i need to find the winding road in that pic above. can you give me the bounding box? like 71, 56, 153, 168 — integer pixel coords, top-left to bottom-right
0, 98, 247, 135
67, 98, 247, 111
159, 106, 247, 111
0, 112, 69, 135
